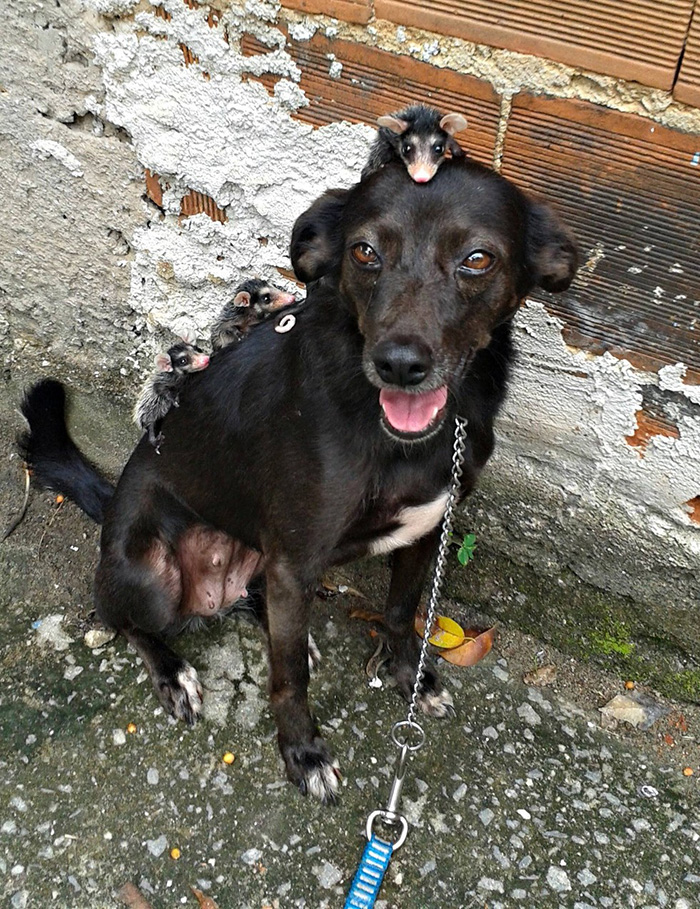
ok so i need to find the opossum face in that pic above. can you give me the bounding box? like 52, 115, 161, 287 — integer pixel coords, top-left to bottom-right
398, 130, 448, 183
233, 280, 296, 315
166, 343, 210, 374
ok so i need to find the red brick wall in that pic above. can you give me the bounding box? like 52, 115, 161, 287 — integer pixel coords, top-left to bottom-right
266, 1, 700, 383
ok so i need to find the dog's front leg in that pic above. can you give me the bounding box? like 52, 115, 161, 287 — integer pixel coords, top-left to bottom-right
265, 558, 339, 803
383, 530, 454, 718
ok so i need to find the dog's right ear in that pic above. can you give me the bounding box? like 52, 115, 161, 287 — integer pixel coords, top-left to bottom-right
290, 189, 349, 284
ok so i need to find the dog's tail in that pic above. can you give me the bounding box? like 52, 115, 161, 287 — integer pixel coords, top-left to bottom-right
18, 379, 115, 524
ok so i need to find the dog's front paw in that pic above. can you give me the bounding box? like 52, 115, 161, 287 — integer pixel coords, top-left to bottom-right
157, 664, 203, 725
390, 656, 453, 718
282, 738, 340, 804
417, 687, 454, 718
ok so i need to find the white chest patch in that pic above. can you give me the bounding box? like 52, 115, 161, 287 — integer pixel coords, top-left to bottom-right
368, 490, 450, 556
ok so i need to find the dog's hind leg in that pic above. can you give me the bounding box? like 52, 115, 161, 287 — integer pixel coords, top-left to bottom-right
122, 628, 203, 725
264, 557, 339, 803
383, 530, 454, 718
95, 510, 203, 725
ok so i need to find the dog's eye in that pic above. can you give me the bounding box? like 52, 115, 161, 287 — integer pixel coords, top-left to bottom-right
460, 250, 494, 274
351, 243, 380, 267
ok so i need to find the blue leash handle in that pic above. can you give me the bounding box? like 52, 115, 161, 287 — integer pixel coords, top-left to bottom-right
344, 834, 393, 909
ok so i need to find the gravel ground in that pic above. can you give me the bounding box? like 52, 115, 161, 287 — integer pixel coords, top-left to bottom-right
1, 378, 698, 909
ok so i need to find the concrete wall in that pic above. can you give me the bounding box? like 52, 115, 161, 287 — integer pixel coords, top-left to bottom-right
2, 0, 698, 635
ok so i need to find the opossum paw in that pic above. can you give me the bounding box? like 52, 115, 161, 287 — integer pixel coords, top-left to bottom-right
157, 664, 203, 725
307, 632, 322, 674
283, 738, 340, 805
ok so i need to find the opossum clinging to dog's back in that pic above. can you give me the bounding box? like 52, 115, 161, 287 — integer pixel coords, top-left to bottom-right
133, 341, 210, 451
361, 104, 467, 183
210, 279, 297, 351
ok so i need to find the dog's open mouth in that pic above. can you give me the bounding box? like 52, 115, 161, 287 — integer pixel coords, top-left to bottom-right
379, 386, 448, 439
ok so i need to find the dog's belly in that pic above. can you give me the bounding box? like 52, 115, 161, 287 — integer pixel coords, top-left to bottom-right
144, 527, 263, 618
367, 490, 449, 556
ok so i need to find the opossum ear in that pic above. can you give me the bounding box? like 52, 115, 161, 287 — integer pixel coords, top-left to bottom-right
525, 198, 579, 293
155, 353, 173, 372
180, 328, 196, 345
233, 291, 251, 307
439, 113, 467, 135
290, 188, 349, 284
377, 115, 409, 134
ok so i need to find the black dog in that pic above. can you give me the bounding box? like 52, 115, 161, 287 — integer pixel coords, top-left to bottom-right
20, 158, 577, 803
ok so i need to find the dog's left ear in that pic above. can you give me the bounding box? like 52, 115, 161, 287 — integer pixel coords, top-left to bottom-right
290, 189, 350, 284
525, 199, 579, 293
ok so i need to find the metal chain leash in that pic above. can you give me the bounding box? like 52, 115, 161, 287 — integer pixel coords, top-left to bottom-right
345, 415, 469, 909
406, 413, 469, 728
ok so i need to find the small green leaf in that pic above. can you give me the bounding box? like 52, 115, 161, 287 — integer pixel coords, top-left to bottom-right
456, 533, 476, 566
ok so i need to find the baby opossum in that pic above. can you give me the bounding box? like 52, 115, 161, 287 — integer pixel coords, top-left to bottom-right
211, 279, 297, 351
133, 341, 210, 451
362, 104, 467, 183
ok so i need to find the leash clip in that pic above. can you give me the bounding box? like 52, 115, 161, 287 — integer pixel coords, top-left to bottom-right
363, 739, 413, 852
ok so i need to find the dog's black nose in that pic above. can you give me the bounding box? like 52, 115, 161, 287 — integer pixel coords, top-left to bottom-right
372, 340, 432, 387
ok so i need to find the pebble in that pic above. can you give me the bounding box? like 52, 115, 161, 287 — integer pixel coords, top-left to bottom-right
10, 892, 28, 909
240, 848, 263, 865
146, 835, 167, 857
478, 808, 494, 827
546, 866, 571, 892
477, 877, 504, 893
315, 861, 343, 888
84, 628, 117, 648
147, 768, 159, 785
516, 703, 541, 726
419, 859, 436, 878
112, 729, 126, 746
452, 783, 467, 802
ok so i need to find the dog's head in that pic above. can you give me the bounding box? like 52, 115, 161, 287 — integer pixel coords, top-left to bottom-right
291, 160, 577, 441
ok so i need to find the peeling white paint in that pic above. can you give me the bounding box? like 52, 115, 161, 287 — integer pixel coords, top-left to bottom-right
90, 0, 374, 347
489, 300, 700, 602
658, 364, 700, 406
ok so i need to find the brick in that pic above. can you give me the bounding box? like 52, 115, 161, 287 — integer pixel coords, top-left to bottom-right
501, 94, 700, 382
674, 3, 700, 107
180, 189, 227, 222
626, 408, 680, 455
242, 32, 500, 168
686, 496, 700, 523
375, 0, 695, 91
144, 169, 164, 209
280, 0, 371, 25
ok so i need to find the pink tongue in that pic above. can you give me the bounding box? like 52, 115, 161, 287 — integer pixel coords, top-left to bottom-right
379, 386, 448, 433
